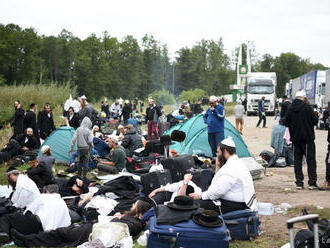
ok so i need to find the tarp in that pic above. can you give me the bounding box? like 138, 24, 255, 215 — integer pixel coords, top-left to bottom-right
39, 127, 76, 164
166, 114, 251, 158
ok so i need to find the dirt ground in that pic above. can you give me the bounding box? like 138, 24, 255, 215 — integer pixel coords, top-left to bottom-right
226, 115, 330, 247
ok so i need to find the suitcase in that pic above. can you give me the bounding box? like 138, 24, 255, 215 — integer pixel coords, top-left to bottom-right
190, 168, 215, 191
287, 214, 320, 248
161, 155, 197, 182
222, 209, 260, 240
147, 216, 229, 248
141, 169, 172, 195
145, 140, 165, 155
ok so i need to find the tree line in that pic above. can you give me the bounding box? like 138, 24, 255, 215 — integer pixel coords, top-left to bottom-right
0, 23, 328, 101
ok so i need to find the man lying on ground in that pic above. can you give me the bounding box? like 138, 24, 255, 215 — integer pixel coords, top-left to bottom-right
0, 167, 70, 245
148, 173, 201, 205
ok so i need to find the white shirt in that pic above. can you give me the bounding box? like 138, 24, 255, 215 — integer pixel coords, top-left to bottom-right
201, 155, 257, 210
164, 180, 202, 202
234, 104, 245, 119
11, 174, 41, 210
111, 103, 121, 113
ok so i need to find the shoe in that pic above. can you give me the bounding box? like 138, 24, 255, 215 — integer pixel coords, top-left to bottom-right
296, 185, 304, 190
262, 126, 268, 128
323, 181, 330, 190
0, 232, 10, 244
308, 185, 320, 190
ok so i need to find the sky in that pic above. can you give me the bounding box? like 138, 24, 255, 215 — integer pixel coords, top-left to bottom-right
1, 0, 330, 66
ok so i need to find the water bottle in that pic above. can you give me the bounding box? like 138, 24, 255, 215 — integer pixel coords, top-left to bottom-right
257, 202, 275, 216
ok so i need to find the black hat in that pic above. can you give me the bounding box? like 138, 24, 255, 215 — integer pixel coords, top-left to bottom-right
192, 210, 223, 227
160, 135, 173, 146
167, 196, 199, 211
171, 130, 186, 142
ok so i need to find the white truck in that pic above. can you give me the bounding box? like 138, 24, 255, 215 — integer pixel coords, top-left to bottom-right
246, 72, 277, 116
289, 70, 326, 109
325, 69, 330, 106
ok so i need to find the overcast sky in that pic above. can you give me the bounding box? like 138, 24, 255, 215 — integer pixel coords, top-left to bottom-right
1, 0, 330, 66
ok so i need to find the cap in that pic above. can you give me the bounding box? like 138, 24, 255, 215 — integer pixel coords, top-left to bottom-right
220, 137, 236, 148
110, 135, 119, 144
41, 145, 51, 154
295, 90, 306, 98
80, 95, 87, 100
209, 96, 217, 102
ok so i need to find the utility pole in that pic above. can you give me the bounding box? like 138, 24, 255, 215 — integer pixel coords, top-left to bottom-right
172, 62, 175, 95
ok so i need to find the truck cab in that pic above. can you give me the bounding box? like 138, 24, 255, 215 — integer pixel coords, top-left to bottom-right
246, 73, 277, 116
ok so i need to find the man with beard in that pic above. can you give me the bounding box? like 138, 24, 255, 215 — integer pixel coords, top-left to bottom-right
111, 99, 121, 119
122, 100, 132, 124
0, 167, 70, 244
190, 137, 257, 214
11, 100, 25, 139
38, 103, 56, 140
78, 95, 98, 123
24, 103, 40, 146
27, 155, 56, 189
16, 128, 40, 153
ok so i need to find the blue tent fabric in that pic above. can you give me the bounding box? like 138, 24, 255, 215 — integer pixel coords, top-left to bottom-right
165, 114, 251, 158
39, 127, 76, 164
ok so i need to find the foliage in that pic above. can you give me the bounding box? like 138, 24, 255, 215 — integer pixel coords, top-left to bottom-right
0, 83, 76, 124
149, 89, 176, 105
179, 88, 207, 102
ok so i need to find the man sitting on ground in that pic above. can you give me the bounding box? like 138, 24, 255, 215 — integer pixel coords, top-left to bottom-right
38, 145, 56, 175
190, 137, 257, 214
27, 154, 56, 189
97, 136, 127, 173
0, 167, 70, 244
16, 127, 40, 152
121, 124, 143, 157
149, 173, 201, 205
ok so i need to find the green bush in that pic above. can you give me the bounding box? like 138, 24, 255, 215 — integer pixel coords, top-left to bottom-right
149, 89, 176, 105
179, 89, 207, 102
0, 83, 76, 124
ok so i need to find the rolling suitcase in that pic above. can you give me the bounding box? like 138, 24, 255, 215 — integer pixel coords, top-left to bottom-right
222, 209, 260, 240
147, 216, 229, 248
161, 155, 197, 182
287, 214, 319, 248
141, 169, 172, 195
190, 168, 215, 191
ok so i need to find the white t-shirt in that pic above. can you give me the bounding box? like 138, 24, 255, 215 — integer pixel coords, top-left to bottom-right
164, 180, 202, 202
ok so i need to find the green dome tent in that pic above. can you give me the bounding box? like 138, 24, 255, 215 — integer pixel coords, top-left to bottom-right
165, 114, 251, 158
39, 127, 76, 164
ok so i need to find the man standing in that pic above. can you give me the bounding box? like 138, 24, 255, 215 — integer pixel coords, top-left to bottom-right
11, 100, 25, 139
203, 96, 225, 157
78, 95, 98, 123
233, 100, 245, 134
256, 96, 266, 128
38, 103, 56, 140
146, 99, 162, 140
24, 103, 39, 145
284, 90, 319, 190
71, 117, 94, 177
111, 99, 121, 119
122, 100, 132, 124
193, 99, 203, 115
190, 137, 256, 214
280, 96, 291, 125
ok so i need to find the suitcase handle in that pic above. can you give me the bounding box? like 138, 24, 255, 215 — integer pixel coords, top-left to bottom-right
286, 214, 319, 248
224, 220, 239, 226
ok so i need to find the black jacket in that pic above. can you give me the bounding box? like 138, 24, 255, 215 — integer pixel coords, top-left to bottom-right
27, 161, 55, 188
38, 110, 56, 139
284, 99, 318, 143
280, 100, 291, 120
16, 134, 40, 150
121, 128, 143, 157
122, 104, 132, 120
68, 113, 80, 129
12, 108, 25, 137
146, 105, 161, 121
193, 104, 203, 114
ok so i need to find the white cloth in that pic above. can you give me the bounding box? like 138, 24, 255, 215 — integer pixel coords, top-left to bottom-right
164, 180, 202, 202
201, 155, 257, 211
85, 195, 118, 216
11, 174, 41, 211
111, 103, 121, 113
234, 104, 245, 119
36, 193, 71, 231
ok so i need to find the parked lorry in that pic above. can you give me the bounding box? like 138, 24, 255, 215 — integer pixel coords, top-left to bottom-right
289, 70, 326, 109
324, 69, 330, 106
246, 72, 277, 116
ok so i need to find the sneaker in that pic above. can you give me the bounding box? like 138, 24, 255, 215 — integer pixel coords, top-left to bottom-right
296, 185, 304, 190
308, 185, 320, 190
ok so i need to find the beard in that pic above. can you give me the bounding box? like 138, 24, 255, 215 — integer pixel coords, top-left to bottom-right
218, 154, 227, 168
8, 177, 17, 189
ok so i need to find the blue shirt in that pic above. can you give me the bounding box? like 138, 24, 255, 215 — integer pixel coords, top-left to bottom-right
203, 104, 225, 133
258, 99, 265, 112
